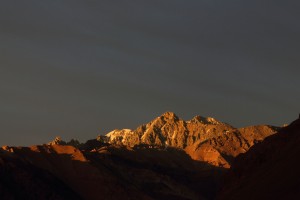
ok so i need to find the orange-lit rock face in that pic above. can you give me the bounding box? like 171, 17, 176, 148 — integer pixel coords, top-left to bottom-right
50, 145, 87, 162
105, 112, 278, 167
185, 144, 230, 168
238, 125, 279, 146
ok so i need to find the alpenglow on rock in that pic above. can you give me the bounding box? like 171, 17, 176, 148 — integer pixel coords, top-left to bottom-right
48, 136, 66, 146
104, 112, 279, 168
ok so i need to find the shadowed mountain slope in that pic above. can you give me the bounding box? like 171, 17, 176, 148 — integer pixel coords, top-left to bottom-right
218, 118, 300, 200
0, 148, 81, 200
2, 144, 221, 200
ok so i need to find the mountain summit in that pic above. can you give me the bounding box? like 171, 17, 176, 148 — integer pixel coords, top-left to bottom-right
103, 112, 278, 168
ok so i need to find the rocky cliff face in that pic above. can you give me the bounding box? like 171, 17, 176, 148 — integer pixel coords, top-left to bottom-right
217, 118, 300, 200
104, 112, 278, 168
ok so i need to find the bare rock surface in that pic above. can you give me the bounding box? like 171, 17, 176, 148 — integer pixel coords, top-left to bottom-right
105, 112, 278, 168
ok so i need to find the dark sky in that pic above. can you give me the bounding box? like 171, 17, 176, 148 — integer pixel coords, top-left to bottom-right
1, 0, 299, 146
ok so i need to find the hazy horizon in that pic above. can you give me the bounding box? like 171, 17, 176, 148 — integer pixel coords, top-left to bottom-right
1, 0, 299, 146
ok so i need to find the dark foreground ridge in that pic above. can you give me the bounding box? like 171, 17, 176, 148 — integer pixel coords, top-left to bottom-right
1, 112, 294, 200
1, 145, 222, 200
217, 118, 300, 200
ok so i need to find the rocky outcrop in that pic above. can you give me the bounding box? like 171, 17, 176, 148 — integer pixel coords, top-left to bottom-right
47, 136, 66, 146
106, 129, 139, 147
238, 125, 280, 146
104, 112, 278, 168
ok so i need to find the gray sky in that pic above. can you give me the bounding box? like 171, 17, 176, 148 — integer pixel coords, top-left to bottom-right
1, 0, 299, 146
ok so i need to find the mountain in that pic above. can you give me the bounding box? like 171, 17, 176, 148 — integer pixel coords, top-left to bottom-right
0, 112, 281, 199
104, 112, 279, 168
217, 117, 300, 200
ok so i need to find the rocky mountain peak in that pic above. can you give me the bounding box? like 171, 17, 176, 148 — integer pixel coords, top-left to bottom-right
48, 136, 66, 145
160, 111, 179, 121
189, 115, 223, 125
102, 112, 279, 168
190, 115, 205, 122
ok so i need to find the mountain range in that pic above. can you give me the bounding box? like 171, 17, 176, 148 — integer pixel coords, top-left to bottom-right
101, 112, 278, 168
1, 112, 297, 200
